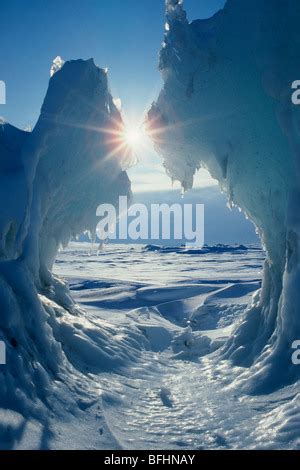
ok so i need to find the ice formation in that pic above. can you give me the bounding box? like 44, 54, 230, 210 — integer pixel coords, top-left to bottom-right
50, 56, 65, 77
148, 0, 300, 391
0, 59, 131, 411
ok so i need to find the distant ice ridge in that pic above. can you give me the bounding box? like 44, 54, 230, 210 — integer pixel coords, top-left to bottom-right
143, 243, 252, 254
0, 59, 131, 412
148, 0, 300, 392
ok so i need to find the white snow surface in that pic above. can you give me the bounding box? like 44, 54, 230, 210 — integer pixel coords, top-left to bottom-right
1, 242, 297, 450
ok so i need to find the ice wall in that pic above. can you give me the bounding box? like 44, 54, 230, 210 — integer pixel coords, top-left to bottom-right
148, 0, 300, 391
0, 59, 131, 410
23, 59, 131, 285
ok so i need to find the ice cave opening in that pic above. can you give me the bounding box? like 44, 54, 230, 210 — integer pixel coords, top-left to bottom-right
1, 0, 300, 424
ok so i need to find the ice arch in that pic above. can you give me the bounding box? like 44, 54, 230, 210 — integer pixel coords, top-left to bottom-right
147, 0, 300, 392
0, 59, 131, 409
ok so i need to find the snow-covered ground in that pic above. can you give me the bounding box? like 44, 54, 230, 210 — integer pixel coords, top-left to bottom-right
1, 242, 299, 450
42, 242, 297, 450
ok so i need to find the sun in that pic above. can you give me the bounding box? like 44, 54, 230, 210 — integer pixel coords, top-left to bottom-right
123, 126, 143, 149
99, 115, 155, 168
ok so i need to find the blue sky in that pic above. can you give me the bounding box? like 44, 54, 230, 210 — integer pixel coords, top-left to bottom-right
0, 0, 226, 192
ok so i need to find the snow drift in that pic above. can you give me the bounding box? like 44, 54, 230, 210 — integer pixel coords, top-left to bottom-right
147, 0, 300, 391
0, 59, 131, 413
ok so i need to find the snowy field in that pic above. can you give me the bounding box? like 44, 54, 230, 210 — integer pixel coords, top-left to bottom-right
1, 242, 300, 450
45, 242, 298, 450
